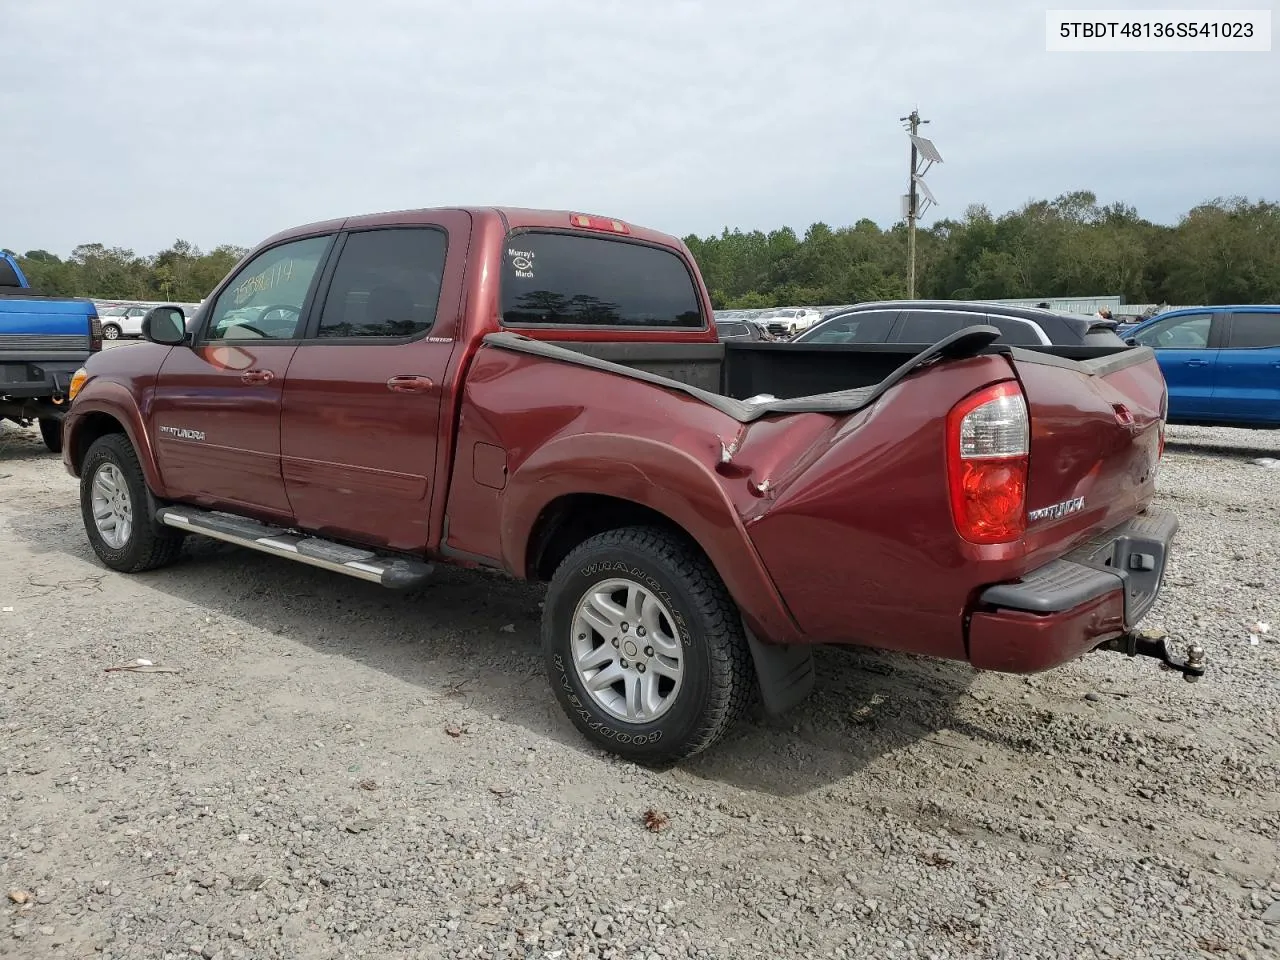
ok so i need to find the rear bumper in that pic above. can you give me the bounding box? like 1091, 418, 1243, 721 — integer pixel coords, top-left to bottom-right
968, 506, 1178, 673
0, 358, 84, 400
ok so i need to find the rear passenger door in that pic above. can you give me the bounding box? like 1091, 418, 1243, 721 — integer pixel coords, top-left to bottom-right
279, 213, 471, 552
1212, 310, 1280, 424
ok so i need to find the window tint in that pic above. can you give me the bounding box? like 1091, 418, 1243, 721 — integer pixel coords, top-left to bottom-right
1226, 312, 1280, 349
1132, 313, 1212, 349
801, 310, 896, 344
501, 232, 702, 328
316, 228, 447, 339
206, 235, 331, 341
897, 310, 969, 342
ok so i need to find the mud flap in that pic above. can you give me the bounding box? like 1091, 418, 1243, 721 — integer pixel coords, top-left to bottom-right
744, 626, 815, 715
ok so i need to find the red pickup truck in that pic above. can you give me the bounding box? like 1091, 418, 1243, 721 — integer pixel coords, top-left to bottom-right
61, 207, 1202, 763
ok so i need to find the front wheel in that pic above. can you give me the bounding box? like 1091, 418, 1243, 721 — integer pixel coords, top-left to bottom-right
542, 526, 753, 765
38, 418, 62, 453
102, 323, 121, 341
80, 434, 185, 573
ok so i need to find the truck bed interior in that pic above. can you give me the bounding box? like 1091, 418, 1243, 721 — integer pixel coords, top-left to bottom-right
484, 329, 1148, 424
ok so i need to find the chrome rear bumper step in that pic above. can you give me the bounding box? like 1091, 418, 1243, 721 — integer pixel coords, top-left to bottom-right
156, 506, 433, 589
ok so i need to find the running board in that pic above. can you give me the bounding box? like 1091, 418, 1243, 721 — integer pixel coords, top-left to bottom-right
156, 506, 434, 589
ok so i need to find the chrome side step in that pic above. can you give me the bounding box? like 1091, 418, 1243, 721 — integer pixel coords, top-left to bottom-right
156, 506, 434, 589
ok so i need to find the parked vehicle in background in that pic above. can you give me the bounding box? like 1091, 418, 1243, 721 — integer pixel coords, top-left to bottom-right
98, 305, 151, 340
1124, 305, 1280, 427
61, 206, 1190, 764
758, 307, 823, 337
794, 300, 1126, 347
0, 250, 102, 451
716, 318, 771, 342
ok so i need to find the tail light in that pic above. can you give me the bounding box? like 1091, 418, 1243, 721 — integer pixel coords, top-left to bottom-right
89, 313, 103, 353
946, 380, 1029, 545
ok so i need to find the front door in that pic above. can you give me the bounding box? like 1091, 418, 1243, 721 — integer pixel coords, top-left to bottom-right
1213, 310, 1280, 424
1130, 311, 1218, 420
150, 233, 334, 518
280, 215, 470, 552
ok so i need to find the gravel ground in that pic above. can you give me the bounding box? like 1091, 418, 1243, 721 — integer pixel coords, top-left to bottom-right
1, 416, 1278, 960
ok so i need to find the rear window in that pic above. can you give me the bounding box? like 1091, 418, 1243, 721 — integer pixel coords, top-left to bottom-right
1226, 312, 1280, 349
501, 232, 703, 328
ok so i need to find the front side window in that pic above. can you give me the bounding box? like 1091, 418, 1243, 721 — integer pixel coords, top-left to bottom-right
316, 228, 447, 339
801, 310, 896, 344
1132, 313, 1212, 349
501, 232, 703, 328
205, 235, 332, 341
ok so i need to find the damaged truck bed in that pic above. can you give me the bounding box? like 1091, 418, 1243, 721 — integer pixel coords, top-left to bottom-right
61, 206, 1193, 764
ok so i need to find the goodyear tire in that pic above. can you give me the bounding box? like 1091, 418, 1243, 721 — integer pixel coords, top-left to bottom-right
80, 434, 185, 573
543, 526, 753, 765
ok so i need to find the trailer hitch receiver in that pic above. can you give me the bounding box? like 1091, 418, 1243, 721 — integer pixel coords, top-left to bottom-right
1098, 629, 1206, 682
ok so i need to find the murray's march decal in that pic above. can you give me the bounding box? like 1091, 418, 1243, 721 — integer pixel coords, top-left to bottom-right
508, 247, 535, 279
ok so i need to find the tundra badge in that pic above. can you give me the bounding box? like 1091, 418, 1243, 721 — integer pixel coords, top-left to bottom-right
158, 426, 206, 442
1027, 496, 1085, 522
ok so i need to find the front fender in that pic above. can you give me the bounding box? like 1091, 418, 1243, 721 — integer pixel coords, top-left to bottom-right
64, 381, 166, 496
499, 432, 803, 645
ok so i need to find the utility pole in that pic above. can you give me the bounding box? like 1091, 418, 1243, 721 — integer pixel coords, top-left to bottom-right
899, 109, 942, 300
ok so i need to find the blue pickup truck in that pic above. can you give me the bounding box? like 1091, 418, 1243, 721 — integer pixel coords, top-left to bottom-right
0, 251, 102, 451
1124, 305, 1280, 428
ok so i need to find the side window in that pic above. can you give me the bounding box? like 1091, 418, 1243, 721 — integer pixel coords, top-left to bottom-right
1225, 312, 1280, 349
0, 258, 21, 287
501, 232, 703, 328
897, 310, 968, 343
316, 228, 447, 339
803, 310, 896, 344
1132, 313, 1212, 350
985, 316, 1043, 345
205, 235, 332, 341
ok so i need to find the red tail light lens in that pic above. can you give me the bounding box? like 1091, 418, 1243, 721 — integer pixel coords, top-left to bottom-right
946, 380, 1029, 545
89, 314, 103, 353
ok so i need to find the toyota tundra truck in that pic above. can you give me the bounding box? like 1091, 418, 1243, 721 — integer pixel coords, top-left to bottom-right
60, 207, 1198, 763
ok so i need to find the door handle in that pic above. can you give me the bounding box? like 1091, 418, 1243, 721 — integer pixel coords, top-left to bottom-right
241, 369, 275, 384
1184, 359, 1208, 367
386, 375, 434, 394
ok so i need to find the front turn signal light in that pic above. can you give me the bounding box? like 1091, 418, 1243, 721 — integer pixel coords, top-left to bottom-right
69, 367, 89, 401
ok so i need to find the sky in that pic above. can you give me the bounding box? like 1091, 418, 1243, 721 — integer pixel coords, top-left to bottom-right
4, 0, 1277, 257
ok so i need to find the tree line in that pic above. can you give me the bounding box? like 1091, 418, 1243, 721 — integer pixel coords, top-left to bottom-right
7, 191, 1279, 308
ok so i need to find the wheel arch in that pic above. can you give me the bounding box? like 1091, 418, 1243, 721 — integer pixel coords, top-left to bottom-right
502, 433, 803, 646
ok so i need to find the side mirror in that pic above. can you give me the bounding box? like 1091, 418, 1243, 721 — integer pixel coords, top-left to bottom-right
1125, 337, 1138, 347
142, 306, 187, 345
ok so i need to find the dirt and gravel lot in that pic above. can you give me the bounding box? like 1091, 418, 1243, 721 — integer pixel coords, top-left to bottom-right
1, 414, 1278, 960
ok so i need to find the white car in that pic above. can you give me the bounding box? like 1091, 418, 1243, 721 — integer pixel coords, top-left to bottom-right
98, 305, 150, 340
758, 308, 823, 337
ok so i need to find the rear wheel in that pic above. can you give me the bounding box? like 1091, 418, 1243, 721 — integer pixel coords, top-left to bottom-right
102, 323, 121, 340
38, 418, 62, 453
542, 526, 753, 765
80, 434, 185, 573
